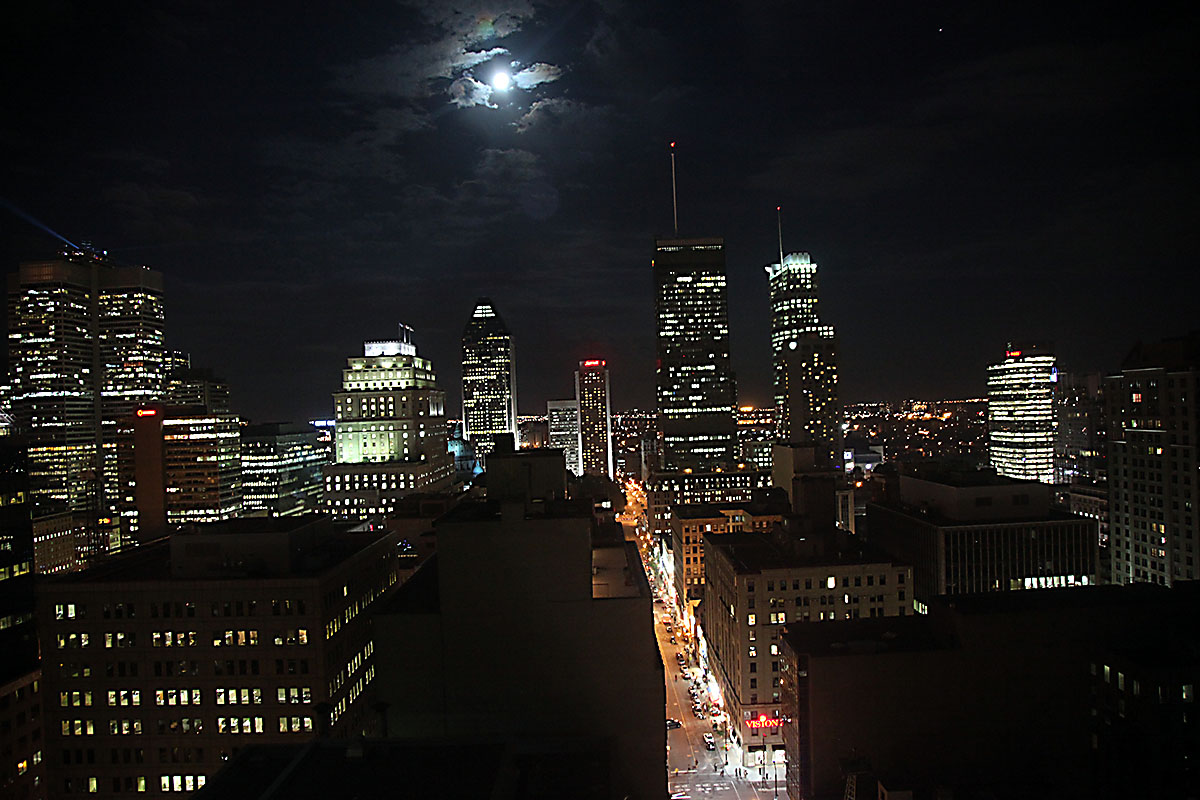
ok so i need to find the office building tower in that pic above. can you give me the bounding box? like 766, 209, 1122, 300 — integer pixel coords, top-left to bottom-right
867, 469, 1097, 606
987, 344, 1057, 483
654, 237, 737, 470
1105, 334, 1200, 586
37, 516, 404, 799
646, 467, 772, 541
1053, 370, 1107, 486
576, 359, 614, 478
460, 298, 517, 461
7, 247, 165, 556
546, 399, 581, 476
241, 423, 330, 517
120, 405, 242, 544
765, 252, 840, 463
165, 366, 231, 414
736, 405, 775, 470
323, 326, 454, 520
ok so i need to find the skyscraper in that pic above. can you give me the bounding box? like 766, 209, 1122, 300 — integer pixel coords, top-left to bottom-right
241, 422, 330, 517
987, 344, 1056, 483
654, 237, 737, 470
1105, 333, 1200, 586
461, 298, 517, 461
576, 359, 613, 478
546, 399, 581, 476
7, 246, 165, 557
324, 325, 454, 519
765, 252, 840, 463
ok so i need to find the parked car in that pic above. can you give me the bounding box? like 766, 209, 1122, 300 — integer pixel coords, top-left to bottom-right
702, 733, 714, 744
666, 718, 682, 729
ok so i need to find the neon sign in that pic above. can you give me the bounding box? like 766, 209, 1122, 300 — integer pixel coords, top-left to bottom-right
745, 715, 784, 729
582, 360, 605, 367
136, 409, 158, 417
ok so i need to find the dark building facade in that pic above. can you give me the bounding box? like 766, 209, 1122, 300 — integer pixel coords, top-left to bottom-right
867, 470, 1097, 607
37, 517, 402, 798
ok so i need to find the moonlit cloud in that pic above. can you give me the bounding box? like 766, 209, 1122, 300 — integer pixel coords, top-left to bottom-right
512, 62, 563, 89
448, 76, 497, 108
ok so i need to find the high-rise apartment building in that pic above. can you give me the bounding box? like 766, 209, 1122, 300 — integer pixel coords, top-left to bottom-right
323, 326, 454, 519
654, 237, 737, 470
7, 247, 165, 556
241, 423, 330, 517
765, 252, 840, 463
460, 298, 517, 461
37, 517, 402, 799
1105, 334, 1200, 586
987, 344, 1056, 483
546, 399, 581, 476
575, 359, 613, 478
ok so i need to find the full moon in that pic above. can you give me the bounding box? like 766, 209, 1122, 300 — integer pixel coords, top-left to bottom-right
492, 72, 511, 91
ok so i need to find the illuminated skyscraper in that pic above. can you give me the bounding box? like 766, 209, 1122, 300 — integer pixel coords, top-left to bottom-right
241, 422, 330, 517
461, 298, 518, 461
324, 325, 454, 519
6, 246, 164, 556
575, 360, 613, 478
987, 344, 1057, 483
654, 237, 737, 469
765, 252, 840, 463
123, 405, 242, 543
547, 399, 581, 476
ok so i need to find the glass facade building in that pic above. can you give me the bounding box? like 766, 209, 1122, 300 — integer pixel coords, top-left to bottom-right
987, 345, 1057, 483
461, 298, 517, 461
654, 237, 737, 470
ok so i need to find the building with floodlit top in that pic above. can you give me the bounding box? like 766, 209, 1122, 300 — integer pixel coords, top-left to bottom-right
654, 237, 737, 470
576, 359, 613, 478
460, 298, 517, 462
987, 344, 1057, 483
765, 252, 840, 464
323, 325, 454, 520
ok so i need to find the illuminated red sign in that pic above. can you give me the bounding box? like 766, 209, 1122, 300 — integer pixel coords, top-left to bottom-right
745, 716, 784, 729
136, 409, 158, 417
582, 360, 605, 367
1006, 350, 1022, 357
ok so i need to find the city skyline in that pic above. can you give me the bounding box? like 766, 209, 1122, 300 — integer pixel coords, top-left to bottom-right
1, 2, 1194, 424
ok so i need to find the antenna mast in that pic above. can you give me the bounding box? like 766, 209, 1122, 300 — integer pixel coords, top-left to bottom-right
776, 205, 784, 267
670, 142, 678, 236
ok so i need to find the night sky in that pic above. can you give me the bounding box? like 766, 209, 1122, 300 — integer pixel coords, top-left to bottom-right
2, 1, 1196, 423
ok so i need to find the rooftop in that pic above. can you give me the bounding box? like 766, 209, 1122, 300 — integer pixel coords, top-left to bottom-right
782, 614, 946, 658
705, 529, 902, 573
43, 516, 394, 585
